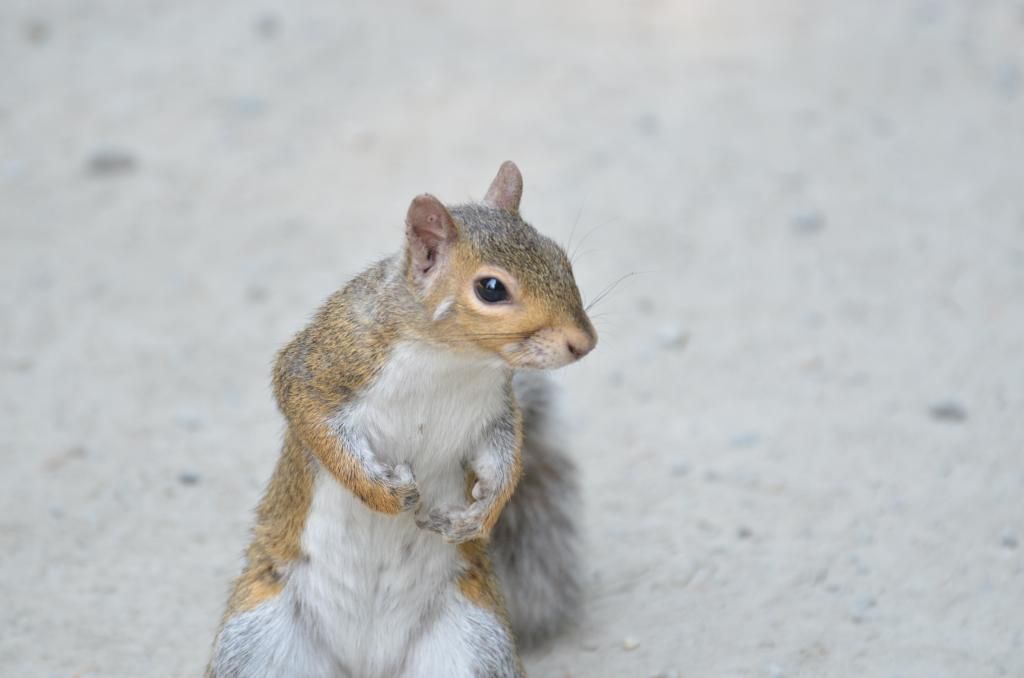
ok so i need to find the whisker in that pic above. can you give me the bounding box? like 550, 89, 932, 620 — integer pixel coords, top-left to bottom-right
569, 226, 602, 266
585, 271, 639, 312
571, 247, 599, 264
565, 196, 588, 255
587, 311, 625, 321
569, 212, 627, 264
444, 332, 533, 341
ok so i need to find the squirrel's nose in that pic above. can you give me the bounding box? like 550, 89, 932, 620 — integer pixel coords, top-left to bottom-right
564, 326, 597, 361
566, 342, 589, 359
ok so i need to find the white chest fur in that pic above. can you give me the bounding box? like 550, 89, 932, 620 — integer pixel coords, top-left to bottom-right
354, 341, 508, 500
291, 341, 509, 676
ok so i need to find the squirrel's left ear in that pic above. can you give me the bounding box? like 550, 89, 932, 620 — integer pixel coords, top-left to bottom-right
405, 194, 459, 286
483, 161, 523, 213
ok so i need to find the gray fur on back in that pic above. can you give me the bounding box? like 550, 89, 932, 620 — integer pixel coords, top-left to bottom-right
490, 370, 582, 650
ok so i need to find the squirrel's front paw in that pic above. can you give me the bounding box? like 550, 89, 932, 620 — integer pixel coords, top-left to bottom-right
379, 463, 419, 512
415, 504, 487, 543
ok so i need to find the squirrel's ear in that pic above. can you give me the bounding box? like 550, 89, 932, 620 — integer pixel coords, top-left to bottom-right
482, 161, 523, 213
405, 194, 458, 284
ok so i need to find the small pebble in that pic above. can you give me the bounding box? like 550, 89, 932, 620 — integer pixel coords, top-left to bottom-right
634, 112, 661, 136
1, 158, 24, 181
43, 445, 87, 472
178, 471, 201, 486
730, 432, 760, 448
995, 63, 1021, 99
657, 325, 690, 350
791, 210, 826, 235
1001, 531, 1019, 550
871, 115, 893, 138
849, 596, 877, 623
737, 526, 754, 539
695, 519, 719, 536
911, 0, 944, 24
580, 640, 599, 652
228, 96, 268, 119
349, 128, 376, 152
254, 13, 281, 39
929, 399, 967, 423
670, 460, 691, 476
245, 284, 270, 303
9, 357, 34, 372
778, 171, 805, 194
24, 19, 51, 44
86, 148, 138, 177
803, 312, 826, 330
174, 411, 204, 432
622, 636, 640, 651
733, 469, 759, 487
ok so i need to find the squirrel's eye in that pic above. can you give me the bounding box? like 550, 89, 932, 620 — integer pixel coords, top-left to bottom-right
475, 277, 509, 304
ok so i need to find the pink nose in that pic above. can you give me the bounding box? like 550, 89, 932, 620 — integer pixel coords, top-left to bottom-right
566, 341, 590, 359
564, 326, 597, 361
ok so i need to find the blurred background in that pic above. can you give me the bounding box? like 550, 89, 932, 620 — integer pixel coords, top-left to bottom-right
2, 1, 1023, 676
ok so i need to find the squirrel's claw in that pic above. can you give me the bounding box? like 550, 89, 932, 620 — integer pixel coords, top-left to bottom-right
415, 504, 487, 543
380, 463, 420, 512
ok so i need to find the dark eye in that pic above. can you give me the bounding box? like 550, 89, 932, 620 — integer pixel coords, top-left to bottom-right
475, 277, 509, 303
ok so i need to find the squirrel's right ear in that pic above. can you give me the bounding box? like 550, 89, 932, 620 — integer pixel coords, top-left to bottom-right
482, 161, 523, 213
405, 194, 459, 286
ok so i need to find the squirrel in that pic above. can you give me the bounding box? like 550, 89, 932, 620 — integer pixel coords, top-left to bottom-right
207, 161, 598, 678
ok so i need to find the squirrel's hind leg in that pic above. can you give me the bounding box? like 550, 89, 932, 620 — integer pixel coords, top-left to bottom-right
400, 586, 522, 678
207, 591, 338, 678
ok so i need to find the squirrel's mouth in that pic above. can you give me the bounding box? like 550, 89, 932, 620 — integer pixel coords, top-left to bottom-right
501, 328, 589, 370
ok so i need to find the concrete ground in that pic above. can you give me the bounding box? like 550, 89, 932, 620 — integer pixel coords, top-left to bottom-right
2, 0, 1022, 676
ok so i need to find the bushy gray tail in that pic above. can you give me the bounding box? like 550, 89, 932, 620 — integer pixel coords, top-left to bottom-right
490, 371, 582, 650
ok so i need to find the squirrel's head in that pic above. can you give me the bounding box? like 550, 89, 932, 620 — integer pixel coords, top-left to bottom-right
403, 161, 597, 369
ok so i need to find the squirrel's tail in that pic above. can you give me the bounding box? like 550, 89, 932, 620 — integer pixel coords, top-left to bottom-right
490, 370, 583, 650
